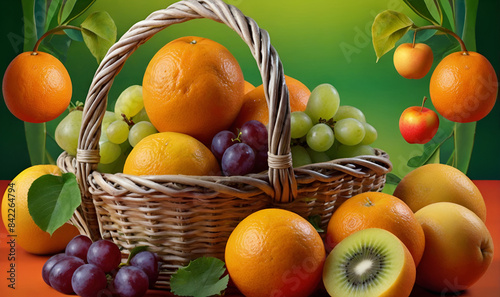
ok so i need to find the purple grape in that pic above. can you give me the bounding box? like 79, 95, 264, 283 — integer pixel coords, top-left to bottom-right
113, 266, 149, 297
211, 130, 237, 161
49, 256, 85, 294
221, 143, 256, 176
42, 253, 69, 286
130, 251, 159, 288
71, 264, 107, 297
65, 235, 92, 262
87, 240, 122, 272
253, 149, 268, 173
240, 120, 268, 151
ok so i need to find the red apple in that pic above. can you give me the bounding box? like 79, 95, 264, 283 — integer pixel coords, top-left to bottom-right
399, 97, 439, 144
393, 43, 434, 79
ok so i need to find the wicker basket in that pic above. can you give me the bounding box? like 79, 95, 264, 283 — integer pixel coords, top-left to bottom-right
57, 0, 392, 289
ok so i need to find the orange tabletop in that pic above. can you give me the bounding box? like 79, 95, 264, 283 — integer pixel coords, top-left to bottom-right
0, 179, 499, 297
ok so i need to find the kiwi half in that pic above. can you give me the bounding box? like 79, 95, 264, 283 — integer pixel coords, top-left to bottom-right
323, 228, 416, 297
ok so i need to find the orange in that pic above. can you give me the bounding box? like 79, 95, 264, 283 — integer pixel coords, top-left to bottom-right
2, 51, 72, 123
231, 75, 311, 128
123, 132, 220, 176
1, 165, 80, 254
429, 51, 498, 123
393, 163, 487, 222
244, 80, 255, 94
325, 191, 425, 266
225, 208, 325, 297
142, 36, 245, 145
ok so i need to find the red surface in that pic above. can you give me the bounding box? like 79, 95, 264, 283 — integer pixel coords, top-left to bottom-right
0, 179, 499, 297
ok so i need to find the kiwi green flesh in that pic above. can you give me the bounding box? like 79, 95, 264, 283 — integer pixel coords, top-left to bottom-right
323, 228, 406, 297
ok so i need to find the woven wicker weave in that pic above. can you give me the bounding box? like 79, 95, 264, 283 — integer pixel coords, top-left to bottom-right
57, 0, 392, 289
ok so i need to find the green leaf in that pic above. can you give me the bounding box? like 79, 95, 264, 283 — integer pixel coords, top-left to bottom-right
397, 28, 438, 46
61, 0, 96, 25
35, 0, 47, 39
58, 0, 76, 24
39, 33, 73, 63
407, 118, 454, 167
28, 172, 81, 235
64, 28, 83, 42
453, 122, 476, 174
170, 257, 229, 297
22, 0, 37, 51
44, 0, 63, 32
371, 10, 414, 62
24, 122, 47, 165
307, 215, 324, 233
402, 0, 439, 25
81, 11, 117, 64
437, 0, 456, 31
385, 173, 402, 185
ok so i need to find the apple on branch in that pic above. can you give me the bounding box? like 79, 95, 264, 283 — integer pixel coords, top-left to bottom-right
399, 96, 439, 144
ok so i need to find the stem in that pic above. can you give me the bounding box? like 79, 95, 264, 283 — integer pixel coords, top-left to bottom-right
414, 25, 469, 54
32, 25, 81, 53
412, 30, 417, 47
420, 96, 428, 113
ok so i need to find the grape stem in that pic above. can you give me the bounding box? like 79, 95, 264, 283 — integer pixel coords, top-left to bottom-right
412, 25, 468, 55
121, 113, 135, 127
32, 25, 81, 54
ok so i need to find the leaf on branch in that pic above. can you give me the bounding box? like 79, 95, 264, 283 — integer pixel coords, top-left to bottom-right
402, 0, 439, 25
407, 117, 454, 168
372, 10, 414, 62
81, 11, 117, 64
170, 257, 229, 297
61, 0, 97, 25
28, 172, 81, 235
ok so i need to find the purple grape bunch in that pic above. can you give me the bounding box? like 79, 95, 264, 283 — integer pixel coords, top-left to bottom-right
211, 120, 269, 176
42, 235, 161, 297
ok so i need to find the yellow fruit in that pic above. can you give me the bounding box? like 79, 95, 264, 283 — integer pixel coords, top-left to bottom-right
225, 208, 325, 297
123, 132, 220, 176
414, 202, 494, 292
393, 163, 486, 222
393, 43, 434, 79
1, 165, 80, 255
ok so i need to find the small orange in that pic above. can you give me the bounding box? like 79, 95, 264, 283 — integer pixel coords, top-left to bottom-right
244, 80, 255, 94
429, 51, 498, 123
123, 132, 220, 176
142, 36, 244, 144
325, 191, 425, 266
225, 208, 325, 297
1, 165, 80, 254
231, 75, 311, 128
2, 51, 72, 123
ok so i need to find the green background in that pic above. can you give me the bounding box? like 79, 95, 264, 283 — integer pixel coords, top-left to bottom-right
1, 0, 499, 182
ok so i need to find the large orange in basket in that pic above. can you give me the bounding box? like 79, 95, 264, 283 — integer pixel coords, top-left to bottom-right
142, 36, 245, 144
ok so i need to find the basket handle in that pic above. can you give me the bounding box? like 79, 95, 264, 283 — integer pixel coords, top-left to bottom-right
76, 0, 297, 203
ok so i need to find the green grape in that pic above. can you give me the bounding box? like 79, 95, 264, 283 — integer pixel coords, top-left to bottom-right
132, 108, 150, 123
334, 118, 366, 146
305, 84, 340, 123
335, 144, 375, 158
55, 110, 83, 156
291, 145, 312, 167
107, 120, 130, 144
290, 111, 313, 139
306, 147, 331, 163
306, 123, 335, 152
102, 111, 116, 126
99, 141, 121, 164
325, 140, 341, 160
128, 121, 158, 147
361, 122, 378, 145
332, 106, 366, 122
97, 152, 127, 174
114, 85, 144, 120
